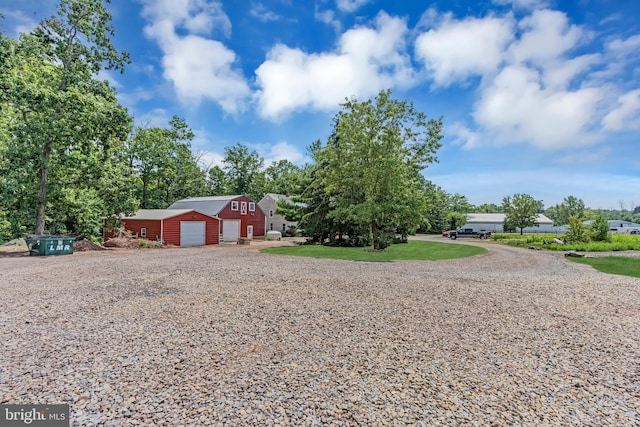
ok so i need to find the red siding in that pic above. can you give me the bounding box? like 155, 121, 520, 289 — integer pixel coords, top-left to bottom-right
122, 219, 162, 241
217, 195, 266, 238
162, 211, 220, 245
104, 211, 220, 246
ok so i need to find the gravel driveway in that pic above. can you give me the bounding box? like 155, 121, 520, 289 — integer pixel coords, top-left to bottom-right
1, 239, 638, 426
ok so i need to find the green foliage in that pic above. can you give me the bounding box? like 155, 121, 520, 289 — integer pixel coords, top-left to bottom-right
502, 193, 543, 235
546, 195, 585, 226
567, 256, 640, 278
260, 240, 487, 261
564, 215, 587, 243
311, 90, 443, 249
492, 232, 640, 252
446, 212, 467, 230
264, 159, 304, 195
0, 0, 131, 235
128, 117, 207, 209
222, 143, 265, 199
589, 215, 611, 242
0, 208, 13, 243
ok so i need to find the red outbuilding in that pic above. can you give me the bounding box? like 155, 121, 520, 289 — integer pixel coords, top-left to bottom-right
168, 195, 266, 242
104, 209, 220, 246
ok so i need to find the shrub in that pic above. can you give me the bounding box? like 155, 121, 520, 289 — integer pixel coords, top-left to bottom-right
589, 215, 611, 242
564, 215, 588, 243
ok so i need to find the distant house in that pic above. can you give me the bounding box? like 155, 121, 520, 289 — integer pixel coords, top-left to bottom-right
258, 193, 302, 233
463, 213, 557, 233
169, 195, 266, 242
104, 209, 220, 246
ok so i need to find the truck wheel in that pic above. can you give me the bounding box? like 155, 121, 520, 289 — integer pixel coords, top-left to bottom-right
450, 235, 457, 240
480, 235, 486, 240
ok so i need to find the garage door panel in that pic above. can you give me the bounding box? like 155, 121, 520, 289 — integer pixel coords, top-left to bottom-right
223, 220, 240, 242
180, 221, 206, 246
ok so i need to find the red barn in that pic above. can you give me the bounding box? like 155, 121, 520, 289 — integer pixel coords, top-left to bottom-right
168, 195, 266, 242
104, 209, 220, 246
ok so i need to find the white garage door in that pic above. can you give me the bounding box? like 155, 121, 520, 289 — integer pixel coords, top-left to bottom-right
223, 220, 240, 242
180, 221, 206, 246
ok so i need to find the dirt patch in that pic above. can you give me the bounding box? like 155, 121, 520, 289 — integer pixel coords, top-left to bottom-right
74, 240, 108, 251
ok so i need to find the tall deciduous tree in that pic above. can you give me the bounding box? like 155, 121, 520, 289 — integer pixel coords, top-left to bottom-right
222, 143, 265, 199
0, 0, 130, 234
551, 195, 585, 226
264, 159, 304, 195
315, 90, 443, 249
502, 193, 544, 235
128, 116, 207, 208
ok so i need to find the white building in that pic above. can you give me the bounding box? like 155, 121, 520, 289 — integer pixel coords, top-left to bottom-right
258, 193, 300, 233
463, 213, 558, 233
583, 219, 640, 234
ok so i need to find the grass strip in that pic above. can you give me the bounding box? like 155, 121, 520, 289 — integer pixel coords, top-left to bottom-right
567, 256, 640, 278
260, 240, 486, 261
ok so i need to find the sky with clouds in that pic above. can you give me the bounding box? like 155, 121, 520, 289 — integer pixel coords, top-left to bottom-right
1, 0, 639, 209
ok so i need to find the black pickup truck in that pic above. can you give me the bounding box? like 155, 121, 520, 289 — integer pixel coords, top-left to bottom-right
448, 228, 491, 240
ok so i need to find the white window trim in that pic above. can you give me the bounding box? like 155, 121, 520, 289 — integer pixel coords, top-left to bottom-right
249, 202, 255, 211
140, 227, 147, 238
231, 201, 239, 211
269, 209, 274, 217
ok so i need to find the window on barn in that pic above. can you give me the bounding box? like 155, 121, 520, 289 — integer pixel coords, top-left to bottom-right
231, 201, 239, 211
140, 228, 147, 238
249, 202, 255, 211
269, 209, 274, 217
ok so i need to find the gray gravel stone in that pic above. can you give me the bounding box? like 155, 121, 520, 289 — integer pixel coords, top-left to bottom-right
0, 238, 638, 426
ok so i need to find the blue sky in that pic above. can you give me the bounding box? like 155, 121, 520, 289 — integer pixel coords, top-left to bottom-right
2, 0, 640, 210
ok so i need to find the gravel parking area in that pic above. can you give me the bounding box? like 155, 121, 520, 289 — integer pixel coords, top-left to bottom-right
1, 240, 639, 426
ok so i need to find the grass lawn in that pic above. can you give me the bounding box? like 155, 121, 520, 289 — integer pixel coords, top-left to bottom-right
567, 256, 640, 278
260, 240, 487, 261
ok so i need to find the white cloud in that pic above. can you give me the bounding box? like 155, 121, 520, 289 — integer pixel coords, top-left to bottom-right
196, 150, 225, 170
607, 34, 640, 53
602, 89, 640, 131
254, 12, 415, 120
0, 7, 46, 36
336, 0, 371, 13
140, 0, 250, 113
416, 8, 611, 150
135, 108, 171, 128
250, 3, 281, 22
415, 13, 515, 86
260, 141, 306, 165
557, 146, 612, 165
474, 65, 603, 149
492, 0, 550, 11
507, 10, 586, 68
315, 7, 341, 33
447, 123, 483, 149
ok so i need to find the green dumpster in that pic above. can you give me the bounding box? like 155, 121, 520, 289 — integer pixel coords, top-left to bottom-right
25, 235, 75, 256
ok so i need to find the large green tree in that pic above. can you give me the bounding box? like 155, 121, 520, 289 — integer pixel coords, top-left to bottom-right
0, 0, 130, 235
222, 143, 265, 199
502, 193, 544, 235
548, 195, 585, 226
263, 159, 304, 196
128, 116, 207, 208
314, 90, 443, 249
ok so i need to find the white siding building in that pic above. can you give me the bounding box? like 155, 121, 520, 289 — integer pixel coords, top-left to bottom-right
258, 193, 300, 233
463, 213, 557, 233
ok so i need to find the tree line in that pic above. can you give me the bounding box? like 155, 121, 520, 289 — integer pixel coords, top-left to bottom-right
1, 1, 638, 247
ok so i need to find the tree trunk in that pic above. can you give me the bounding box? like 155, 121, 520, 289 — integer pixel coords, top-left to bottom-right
372, 222, 379, 250
35, 141, 52, 235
